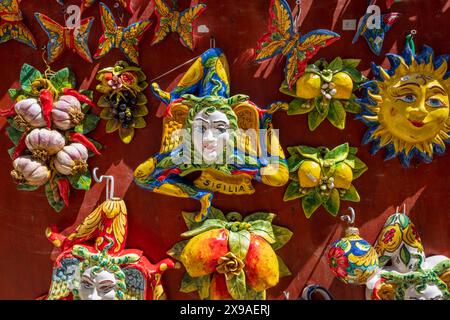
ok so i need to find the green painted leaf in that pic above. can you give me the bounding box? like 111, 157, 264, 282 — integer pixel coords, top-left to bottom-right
329, 57, 343, 72
6, 126, 23, 145
243, 212, 275, 223
378, 255, 391, 266
297, 146, 320, 161
287, 98, 314, 115
136, 93, 148, 105
229, 230, 251, 259
167, 240, 189, 261
209, 207, 227, 221
305, 64, 321, 74
287, 155, 303, 172
308, 108, 328, 131
75, 114, 100, 134
226, 269, 246, 300
340, 185, 360, 202
302, 191, 323, 218
133, 105, 148, 117
327, 100, 346, 129
283, 180, 302, 201
45, 182, 64, 212
245, 287, 266, 300
196, 275, 211, 300
279, 81, 298, 97
323, 189, 340, 216
180, 272, 198, 293
399, 244, 411, 266
343, 99, 362, 114
277, 255, 291, 277
79, 90, 93, 100
271, 225, 293, 250
20, 64, 42, 92
342, 67, 364, 83
8, 146, 15, 159
349, 147, 358, 155
315, 96, 329, 115
7, 117, 24, 132
399, 214, 410, 228
343, 59, 361, 69
325, 143, 349, 162
50, 68, 72, 90
248, 221, 275, 244
17, 184, 40, 191
69, 171, 91, 190
180, 219, 227, 237
347, 154, 368, 179
8, 88, 21, 101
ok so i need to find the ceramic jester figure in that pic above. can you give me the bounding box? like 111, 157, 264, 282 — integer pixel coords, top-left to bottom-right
134, 48, 289, 222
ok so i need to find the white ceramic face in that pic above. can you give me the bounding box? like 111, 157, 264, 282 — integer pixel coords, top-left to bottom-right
192, 110, 230, 163
78, 267, 118, 300
404, 284, 444, 300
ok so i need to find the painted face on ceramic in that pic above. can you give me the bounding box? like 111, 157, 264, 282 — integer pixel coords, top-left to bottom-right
404, 284, 444, 300
78, 267, 118, 300
192, 109, 230, 163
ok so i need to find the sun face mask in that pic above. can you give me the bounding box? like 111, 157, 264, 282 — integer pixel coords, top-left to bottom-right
357, 37, 450, 167
168, 208, 293, 300
0, 64, 102, 212
0, 0, 37, 49
46, 195, 177, 300
133, 48, 289, 222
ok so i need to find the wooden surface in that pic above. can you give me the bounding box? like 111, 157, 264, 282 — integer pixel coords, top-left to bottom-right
0, 0, 449, 300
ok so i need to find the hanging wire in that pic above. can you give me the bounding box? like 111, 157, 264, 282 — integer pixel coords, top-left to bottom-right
92, 167, 115, 200
340, 207, 356, 226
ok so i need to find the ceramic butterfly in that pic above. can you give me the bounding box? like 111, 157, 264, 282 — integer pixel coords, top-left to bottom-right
94, 3, 151, 64
352, 0, 401, 55
152, 0, 206, 51
255, 0, 340, 89
35, 13, 94, 63
0, 0, 36, 49
81, 0, 133, 14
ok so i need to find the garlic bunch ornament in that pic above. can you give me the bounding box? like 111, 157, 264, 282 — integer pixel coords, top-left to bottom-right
25, 128, 66, 161
14, 98, 46, 129
11, 156, 51, 186
52, 95, 84, 130
54, 143, 89, 175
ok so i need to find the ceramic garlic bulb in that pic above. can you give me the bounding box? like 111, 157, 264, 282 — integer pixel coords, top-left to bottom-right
52, 95, 84, 130
54, 143, 89, 175
14, 98, 46, 129
25, 128, 66, 161
11, 155, 50, 186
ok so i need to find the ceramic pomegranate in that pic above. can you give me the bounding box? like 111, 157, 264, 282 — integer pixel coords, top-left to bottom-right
14, 98, 46, 129
52, 95, 84, 130
54, 143, 89, 176
25, 128, 66, 161
11, 155, 50, 186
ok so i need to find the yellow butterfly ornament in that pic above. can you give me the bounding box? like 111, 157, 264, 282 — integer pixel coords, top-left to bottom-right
0, 0, 36, 49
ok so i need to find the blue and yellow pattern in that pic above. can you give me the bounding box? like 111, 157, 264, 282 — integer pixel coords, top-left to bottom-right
0, 0, 36, 49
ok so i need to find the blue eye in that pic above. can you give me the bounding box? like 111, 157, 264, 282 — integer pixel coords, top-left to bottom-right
427, 98, 444, 108
399, 94, 416, 103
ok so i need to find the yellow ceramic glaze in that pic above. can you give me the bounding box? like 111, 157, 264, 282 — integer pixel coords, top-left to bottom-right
295, 73, 322, 99
331, 72, 353, 99
333, 162, 353, 190
298, 160, 322, 187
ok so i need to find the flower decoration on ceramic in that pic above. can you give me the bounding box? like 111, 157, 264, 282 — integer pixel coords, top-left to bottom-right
352, 0, 400, 55
357, 35, 450, 167
95, 61, 149, 144
151, 0, 206, 51
81, 0, 133, 14
94, 2, 152, 64
280, 57, 366, 131
133, 48, 289, 222
327, 207, 379, 285
0, 0, 37, 49
366, 205, 450, 300
283, 143, 367, 218
0, 64, 102, 212
254, 0, 340, 89
34, 10, 94, 63
168, 208, 293, 300
45, 168, 178, 300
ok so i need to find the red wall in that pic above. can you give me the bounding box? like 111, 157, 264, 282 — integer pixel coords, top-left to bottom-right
0, 0, 448, 300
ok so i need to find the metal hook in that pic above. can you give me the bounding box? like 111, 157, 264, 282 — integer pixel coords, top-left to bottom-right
340, 207, 356, 225
92, 167, 115, 200
410, 29, 417, 35
210, 36, 216, 49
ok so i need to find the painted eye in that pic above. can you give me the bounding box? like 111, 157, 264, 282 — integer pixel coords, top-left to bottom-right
100, 285, 115, 294
81, 281, 93, 289
427, 98, 444, 108
399, 94, 417, 103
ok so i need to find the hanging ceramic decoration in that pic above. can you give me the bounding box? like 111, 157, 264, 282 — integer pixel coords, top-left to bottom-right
81, 0, 133, 14
0, 0, 37, 49
94, 2, 152, 64
45, 168, 177, 300
34, 12, 94, 63
152, 0, 206, 51
352, 0, 400, 55
95, 61, 149, 144
0, 64, 102, 212
327, 208, 379, 285
134, 48, 289, 222
283, 143, 367, 218
280, 57, 366, 130
255, 0, 340, 89
168, 208, 293, 300
357, 35, 450, 167
366, 205, 450, 300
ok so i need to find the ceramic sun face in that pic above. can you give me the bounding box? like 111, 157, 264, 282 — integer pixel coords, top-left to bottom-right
358, 43, 450, 167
